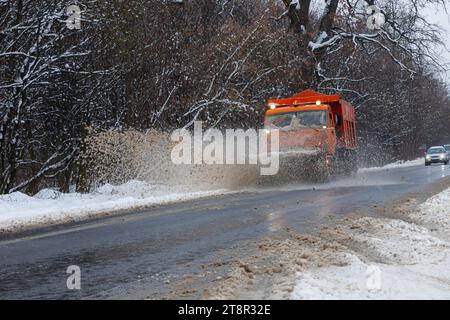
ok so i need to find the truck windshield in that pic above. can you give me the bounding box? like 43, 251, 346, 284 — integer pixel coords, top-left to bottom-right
266, 110, 327, 130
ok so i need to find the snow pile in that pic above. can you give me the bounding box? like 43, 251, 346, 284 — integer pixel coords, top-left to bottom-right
410, 188, 450, 232
322, 217, 448, 265
205, 234, 353, 300
359, 158, 424, 172
290, 188, 450, 300
291, 252, 450, 300
81, 129, 263, 191
199, 186, 450, 300
0, 180, 227, 232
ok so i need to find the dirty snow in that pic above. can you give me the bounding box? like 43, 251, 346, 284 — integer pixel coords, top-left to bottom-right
291, 187, 450, 300
0, 180, 227, 232
410, 187, 450, 231
206, 185, 450, 300
291, 253, 450, 299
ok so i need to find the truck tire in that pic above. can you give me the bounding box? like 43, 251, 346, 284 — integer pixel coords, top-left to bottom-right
336, 149, 357, 175
308, 154, 331, 182
348, 150, 358, 174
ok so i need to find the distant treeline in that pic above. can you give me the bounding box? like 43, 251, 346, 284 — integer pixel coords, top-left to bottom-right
1, 0, 449, 194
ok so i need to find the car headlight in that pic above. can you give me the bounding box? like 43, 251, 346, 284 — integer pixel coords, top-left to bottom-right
426, 155, 431, 160
440, 155, 445, 159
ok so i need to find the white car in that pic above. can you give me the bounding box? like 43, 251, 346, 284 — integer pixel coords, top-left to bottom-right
425, 146, 449, 166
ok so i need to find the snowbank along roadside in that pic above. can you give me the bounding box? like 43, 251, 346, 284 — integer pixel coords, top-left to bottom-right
207, 186, 450, 299
0, 159, 425, 233
0, 180, 227, 233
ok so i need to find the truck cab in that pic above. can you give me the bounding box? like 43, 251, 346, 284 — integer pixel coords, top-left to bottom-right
265, 103, 337, 155
264, 90, 357, 176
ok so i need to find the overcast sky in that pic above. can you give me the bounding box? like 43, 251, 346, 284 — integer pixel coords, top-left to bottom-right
423, 4, 450, 81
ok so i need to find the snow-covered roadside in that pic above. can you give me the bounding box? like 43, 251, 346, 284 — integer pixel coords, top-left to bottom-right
0, 180, 228, 232
291, 187, 450, 300
410, 187, 450, 231
0, 157, 429, 233
206, 185, 450, 300
359, 158, 424, 172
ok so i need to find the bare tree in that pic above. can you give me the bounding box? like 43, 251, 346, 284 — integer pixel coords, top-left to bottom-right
0, 0, 99, 193
0, 0, 449, 193
279, 0, 446, 82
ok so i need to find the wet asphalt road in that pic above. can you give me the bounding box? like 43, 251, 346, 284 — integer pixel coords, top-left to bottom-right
1, 162, 450, 299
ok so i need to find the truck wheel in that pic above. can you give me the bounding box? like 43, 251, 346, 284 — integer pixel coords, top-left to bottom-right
349, 150, 358, 174
313, 156, 331, 182
338, 149, 357, 175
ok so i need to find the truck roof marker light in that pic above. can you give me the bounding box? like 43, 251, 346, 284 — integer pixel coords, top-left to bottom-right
268, 103, 277, 110
316, 100, 321, 106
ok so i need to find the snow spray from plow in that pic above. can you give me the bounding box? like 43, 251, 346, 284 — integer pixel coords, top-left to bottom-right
170, 121, 279, 176
79, 90, 358, 192
81, 90, 357, 190
79, 137, 340, 196
78, 126, 281, 192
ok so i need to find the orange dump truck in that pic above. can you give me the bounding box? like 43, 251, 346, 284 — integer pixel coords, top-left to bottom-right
264, 90, 357, 179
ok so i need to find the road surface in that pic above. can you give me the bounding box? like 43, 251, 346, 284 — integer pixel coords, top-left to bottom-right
1, 163, 449, 299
